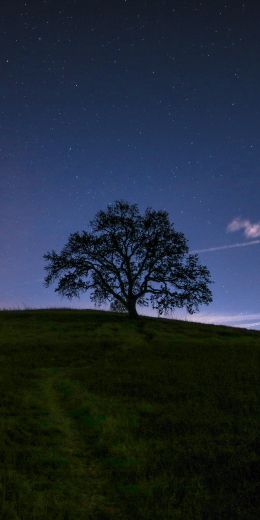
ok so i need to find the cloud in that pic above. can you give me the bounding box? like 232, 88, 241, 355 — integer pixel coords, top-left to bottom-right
245, 322, 260, 328
191, 217, 260, 254
191, 239, 260, 254
227, 217, 260, 238
190, 312, 260, 329
144, 309, 260, 330
194, 312, 260, 324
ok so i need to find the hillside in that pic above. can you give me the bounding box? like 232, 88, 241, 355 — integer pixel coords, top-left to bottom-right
0, 309, 259, 519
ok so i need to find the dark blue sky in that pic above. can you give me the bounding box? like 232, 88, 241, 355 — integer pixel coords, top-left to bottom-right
1, 0, 260, 328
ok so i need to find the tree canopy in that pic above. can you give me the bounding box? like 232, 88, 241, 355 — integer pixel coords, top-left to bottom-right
44, 200, 212, 318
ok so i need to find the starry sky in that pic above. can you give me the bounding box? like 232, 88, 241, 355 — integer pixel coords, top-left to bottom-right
1, 0, 260, 328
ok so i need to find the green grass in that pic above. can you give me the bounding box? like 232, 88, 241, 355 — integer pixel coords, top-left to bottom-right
0, 309, 259, 519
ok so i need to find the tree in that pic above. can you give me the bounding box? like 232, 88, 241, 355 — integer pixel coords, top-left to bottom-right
44, 200, 212, 318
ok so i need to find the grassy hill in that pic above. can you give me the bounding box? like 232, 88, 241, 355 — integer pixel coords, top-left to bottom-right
0, 309, 259, 519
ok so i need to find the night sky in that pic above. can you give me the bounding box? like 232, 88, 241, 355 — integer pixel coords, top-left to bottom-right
1, 0, 260, 328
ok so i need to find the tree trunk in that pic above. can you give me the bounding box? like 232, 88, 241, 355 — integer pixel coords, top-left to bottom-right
128, 298, 138, 319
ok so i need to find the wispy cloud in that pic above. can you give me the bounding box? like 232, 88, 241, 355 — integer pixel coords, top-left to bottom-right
190, 312, 260, 329
245, 322, 260, 329
191, 239, 260, 254
191, 217, 260, 253
194, 312, 260, 324
138, 309, 260, 330
227, 217, 260, 238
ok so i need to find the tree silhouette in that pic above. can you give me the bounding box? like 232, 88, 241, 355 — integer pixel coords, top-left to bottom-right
44, 200, 212, 318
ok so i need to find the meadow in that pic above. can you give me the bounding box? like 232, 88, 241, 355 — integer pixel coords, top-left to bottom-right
0, 309, 259, 519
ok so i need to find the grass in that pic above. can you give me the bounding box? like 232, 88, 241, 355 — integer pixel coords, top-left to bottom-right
0, 309, 259, 519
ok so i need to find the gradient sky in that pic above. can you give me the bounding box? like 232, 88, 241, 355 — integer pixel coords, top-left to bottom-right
1, 0, 260, 328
